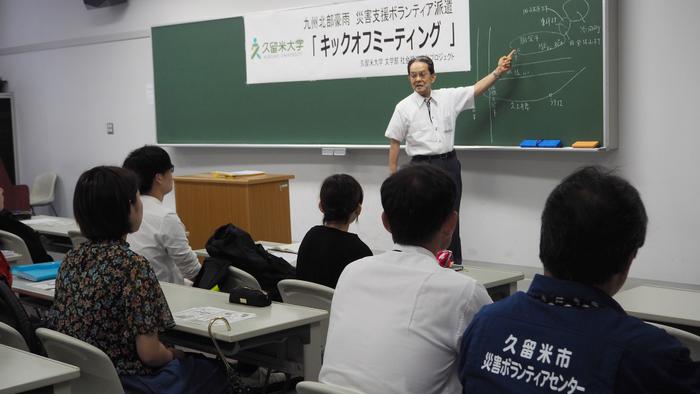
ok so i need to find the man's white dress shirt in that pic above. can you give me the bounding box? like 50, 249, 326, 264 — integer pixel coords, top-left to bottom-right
127, 195, 200, 284
319, 244, 492, 394
385, 86, 475, 156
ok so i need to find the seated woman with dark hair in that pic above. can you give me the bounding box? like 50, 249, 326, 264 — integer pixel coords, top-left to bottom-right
296, 174, 372, 288
48, 166, 231, 394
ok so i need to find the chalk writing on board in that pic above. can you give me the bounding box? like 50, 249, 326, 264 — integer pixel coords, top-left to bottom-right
473, 0, 601, 142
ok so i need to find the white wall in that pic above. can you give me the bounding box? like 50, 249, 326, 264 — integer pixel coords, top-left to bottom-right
1, 0, 699, 285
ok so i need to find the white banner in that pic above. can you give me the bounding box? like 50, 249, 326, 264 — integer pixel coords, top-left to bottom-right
244, 0, 470, 84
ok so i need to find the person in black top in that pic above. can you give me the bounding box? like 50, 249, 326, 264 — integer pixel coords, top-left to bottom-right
0, 187, 53, 263
296, 174, 372, 288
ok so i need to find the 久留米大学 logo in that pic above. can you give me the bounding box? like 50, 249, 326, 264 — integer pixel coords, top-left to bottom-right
250, 38, 305, 60
250, 37, 262, 60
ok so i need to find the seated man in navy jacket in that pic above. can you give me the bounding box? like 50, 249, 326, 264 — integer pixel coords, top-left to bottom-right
458, 166, 700, 393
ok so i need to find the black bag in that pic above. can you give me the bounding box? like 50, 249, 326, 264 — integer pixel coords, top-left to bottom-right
194, 224, 295, 301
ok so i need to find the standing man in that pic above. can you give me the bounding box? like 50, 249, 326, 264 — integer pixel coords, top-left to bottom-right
385, 51, 515, 264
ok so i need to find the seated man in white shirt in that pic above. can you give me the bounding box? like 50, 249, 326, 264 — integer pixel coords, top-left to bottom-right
319, 164, 492, 394
123, 146, 201, 284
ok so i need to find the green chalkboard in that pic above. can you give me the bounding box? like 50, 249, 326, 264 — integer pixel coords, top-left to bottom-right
152, 0, 615, 148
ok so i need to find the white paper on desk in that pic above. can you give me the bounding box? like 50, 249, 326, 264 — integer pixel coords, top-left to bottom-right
1, 249, 19, 258
173, 307, 256, 326
211, 170, 265, 177
265, 242, 300, 254
21, 218, 63, 225
30, 279, 56, 290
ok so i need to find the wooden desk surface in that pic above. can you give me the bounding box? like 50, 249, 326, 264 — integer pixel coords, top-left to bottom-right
175, 173, 294, 185
0, 344, 80, 394
614, 285, 700, 328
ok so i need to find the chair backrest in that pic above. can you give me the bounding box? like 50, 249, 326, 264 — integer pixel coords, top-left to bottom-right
648, 322, 700, 361
296, 381, 363, 394
36, 327, 125, 394
0, 229, 32, 265
30, 172, 57, 205
278, 279, 334, 356
0, 157, 13, 188
67, 230, 88, 249
0, 320, 29, 351
0, 279, 46, 355
221, 265, 262, 291
277, 279, 334, 311
0, 160, 31, 212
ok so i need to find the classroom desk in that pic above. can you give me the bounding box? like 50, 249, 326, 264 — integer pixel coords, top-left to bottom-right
12, 277, 55, 301
0, 343, 80, 394
458, 265, 524, 300
161, 282, 327, 379
11, 279, 328, 380
614, 285, 700, 333
21, 215, 78, 238
21, 215, 78, 252
194, 243, 525, 300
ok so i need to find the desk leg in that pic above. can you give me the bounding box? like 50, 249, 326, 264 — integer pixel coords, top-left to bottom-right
53, 381, 72, 394
303, 320, 323, 381
509, 281, 518, 296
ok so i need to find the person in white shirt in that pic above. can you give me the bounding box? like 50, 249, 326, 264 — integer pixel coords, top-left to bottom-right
319, 164, 492, 394
123, 146, 200, 284
385, 52, 514, 264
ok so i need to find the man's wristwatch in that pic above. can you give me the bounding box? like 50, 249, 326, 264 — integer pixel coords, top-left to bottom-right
492, 70, 502, 79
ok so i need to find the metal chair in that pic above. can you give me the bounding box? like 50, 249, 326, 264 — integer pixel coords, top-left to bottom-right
36, 327, 125, 394
221, 265, 262, 291
0, 279, 46, 355
0, 229, 32, 265
0, 320, 29, 351
30, 172, 58, 215
295, 381, 363, 394
67, 230, 88, 249
648, 322, 700, 361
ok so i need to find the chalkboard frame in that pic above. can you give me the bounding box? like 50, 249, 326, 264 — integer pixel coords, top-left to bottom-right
153, 0, 617, 151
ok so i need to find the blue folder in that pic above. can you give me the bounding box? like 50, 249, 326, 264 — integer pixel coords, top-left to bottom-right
12, 261, 61, 281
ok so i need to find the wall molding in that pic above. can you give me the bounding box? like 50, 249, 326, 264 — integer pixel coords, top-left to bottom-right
0, 30, 150, 56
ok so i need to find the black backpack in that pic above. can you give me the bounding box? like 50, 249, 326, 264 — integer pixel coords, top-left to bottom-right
193, 224, 295, 301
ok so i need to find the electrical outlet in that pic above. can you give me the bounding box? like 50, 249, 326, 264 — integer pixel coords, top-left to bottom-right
106, 122, 114, 135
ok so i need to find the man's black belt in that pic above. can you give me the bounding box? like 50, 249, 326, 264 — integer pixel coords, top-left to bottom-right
411, 150, 456, 161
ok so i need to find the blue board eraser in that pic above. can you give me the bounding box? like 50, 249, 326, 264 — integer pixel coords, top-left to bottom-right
537, 139, 563, 148
520, 139, 540, 148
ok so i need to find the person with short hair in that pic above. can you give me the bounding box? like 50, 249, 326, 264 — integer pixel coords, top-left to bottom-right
319, 164, 492, 394
385, 52, 514, 264
458, 166, 700, 393
49, 166, 230, 393
123, 145, 200, 284
296, 174, 372, 288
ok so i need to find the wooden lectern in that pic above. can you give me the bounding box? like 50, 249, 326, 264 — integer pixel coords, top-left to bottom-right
173, 173, 294, 249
